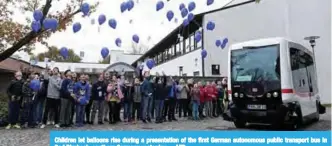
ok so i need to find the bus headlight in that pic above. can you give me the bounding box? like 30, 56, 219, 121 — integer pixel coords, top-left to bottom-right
266, 93, 272, 98
234, 92, 239, 98
273, 92, 278, 97
239, 93, 244, 98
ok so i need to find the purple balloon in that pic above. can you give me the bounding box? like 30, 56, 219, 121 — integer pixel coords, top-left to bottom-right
108, 19, 117, 29
183, 19, 189, 27
43, 18, 52, 30
195, 32, 202, 42
60, 47, 69, 58
188, 13, 194, 21
188, 2, 196, 12
206, 21, 215, 30
207, 0, 214, 6
215, 40, 221, 47
146, 59, 155, 69
49, 18, 58, 31
73, 22, 81, 33
120, 2, 128, 13
127, 0, 135, 11
30, 79, 40, 92
81, 3, 90, 16
181, 8, 188, 18
201, 49, 207, 59
33, 10, 43, 21
115, 38, 122, 47
98, 14, 106, 25
179, 3, 185, 11
133, 34, 139, 43
166, 11, 174, 21
101, 47, 109, 58
156, 1, 164, 11
31, 21, 41, 32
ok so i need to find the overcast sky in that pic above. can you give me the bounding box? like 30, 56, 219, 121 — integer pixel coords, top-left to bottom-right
14, 0, 231, 62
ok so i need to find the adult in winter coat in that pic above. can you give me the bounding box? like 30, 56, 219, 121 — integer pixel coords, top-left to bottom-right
154, 72, 167, 123
6, 71, 24, 129
177, 79, 189, 118
91, 74, 106, 124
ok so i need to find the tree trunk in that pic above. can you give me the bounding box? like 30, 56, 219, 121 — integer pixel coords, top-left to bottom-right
0, 32, 37, 62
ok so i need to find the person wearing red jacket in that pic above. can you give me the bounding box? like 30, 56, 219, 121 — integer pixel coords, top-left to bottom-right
198, 81, 206, 119
211, 82, 219, 117
204, 81, 215, 118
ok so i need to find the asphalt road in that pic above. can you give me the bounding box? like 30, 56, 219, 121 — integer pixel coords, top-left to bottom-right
0, 108, 330, 146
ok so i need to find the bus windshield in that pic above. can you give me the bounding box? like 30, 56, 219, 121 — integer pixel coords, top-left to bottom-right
231, 45, 280, 82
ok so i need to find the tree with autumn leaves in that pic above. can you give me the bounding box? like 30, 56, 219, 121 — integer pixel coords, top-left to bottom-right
0, 0, 99, 62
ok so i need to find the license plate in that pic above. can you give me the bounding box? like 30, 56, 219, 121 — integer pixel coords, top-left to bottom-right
247, 104, 266, 110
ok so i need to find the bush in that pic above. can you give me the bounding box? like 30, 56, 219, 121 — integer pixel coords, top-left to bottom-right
0, 93, 9, 126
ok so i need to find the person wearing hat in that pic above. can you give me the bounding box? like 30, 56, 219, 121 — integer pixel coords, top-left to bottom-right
59, 70, 74, 127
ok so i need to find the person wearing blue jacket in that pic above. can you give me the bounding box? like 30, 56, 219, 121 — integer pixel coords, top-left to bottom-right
73, 74, 90, 127
163, 77, 177, 122
141, 71, 154, 123
59, 70, 74, 127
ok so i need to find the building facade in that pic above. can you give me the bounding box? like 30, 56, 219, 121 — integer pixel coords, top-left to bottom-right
132, 0, 331, 104
203, 0, 331, 104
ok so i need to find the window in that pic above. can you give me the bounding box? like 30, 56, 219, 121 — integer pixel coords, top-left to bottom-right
154, 56, 158, 64
177, 42, 182, 55
193, 71, 200, 76
158, 53, 162, 63
164, 50, 168, 61
80, 51, 84, 58
171, 45, 175, 57
211, 64, 220, 75
179, 66, 183, 76
185, 38, 190, 53
195, 31, 202, 49
290, 48, 317, 94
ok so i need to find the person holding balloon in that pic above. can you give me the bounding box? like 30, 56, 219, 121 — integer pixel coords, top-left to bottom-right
73, 74, 90, 127
20, 74, 38, 128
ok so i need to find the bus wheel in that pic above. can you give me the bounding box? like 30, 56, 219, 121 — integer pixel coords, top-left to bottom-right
286, 108, 302, 130
233, 119, 246, 128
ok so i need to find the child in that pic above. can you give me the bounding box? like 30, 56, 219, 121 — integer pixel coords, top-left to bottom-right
6, 71, 24, 129
132, 78, 141, 123
20, 75, 36, 128
73, 74, 90, 127
191, 83, 200, 120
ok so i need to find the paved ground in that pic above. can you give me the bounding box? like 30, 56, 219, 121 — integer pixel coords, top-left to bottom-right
0, 108, 330, 146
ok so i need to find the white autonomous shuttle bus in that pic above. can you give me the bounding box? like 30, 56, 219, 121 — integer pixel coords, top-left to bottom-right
227, 37, 325, 129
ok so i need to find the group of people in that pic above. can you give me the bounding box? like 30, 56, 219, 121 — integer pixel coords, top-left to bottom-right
5, 67, 229, 129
